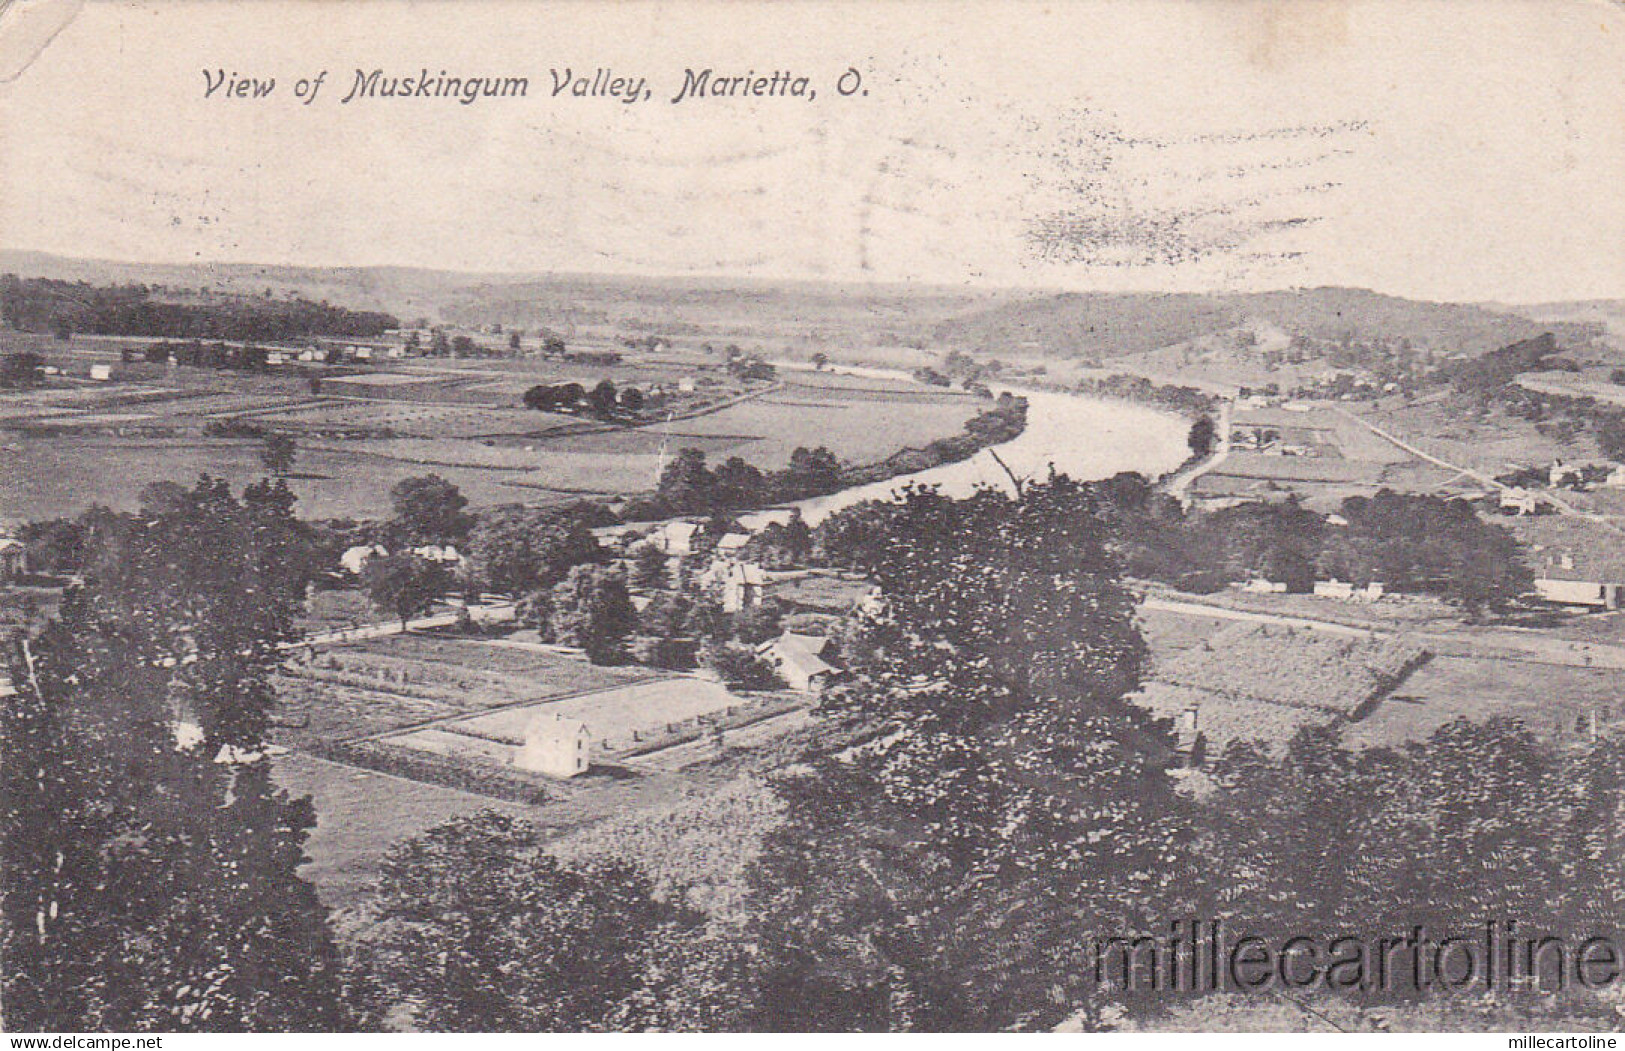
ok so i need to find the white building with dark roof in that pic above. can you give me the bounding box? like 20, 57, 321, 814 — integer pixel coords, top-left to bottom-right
757, 631, 839, 693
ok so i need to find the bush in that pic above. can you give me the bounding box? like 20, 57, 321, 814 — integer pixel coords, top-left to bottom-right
701, 641, 783, 691
632, 636, 699, 670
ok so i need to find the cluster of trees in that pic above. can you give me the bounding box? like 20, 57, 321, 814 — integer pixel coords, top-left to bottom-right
1080, 476, 1535, 617
520, 564, 640, 664
1441, 333, 1572, 399
727, 357, 776, 382
0, 275, 397, 341
810, 475, 1533, 618
1075, 372, 1219, 418
522, 379, 647, 417
0, 350, 45, 388
3, 477, 345, 1030
630, 397, 1029, 521
649, 446, 843, 517
133, 339, 340, 372
516, 558, 790, 676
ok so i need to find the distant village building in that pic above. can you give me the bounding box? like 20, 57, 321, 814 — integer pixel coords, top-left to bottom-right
411, 544, 464, 567
1312, 578, 1385, 603
1241, 578, 1288, 594
514, 713, 592, 778
1312, 579, 1354, 600
716, 532, 752, 556
1499, 488, 1541, 516
89, 364, 112, 382
1549, 461, 1584, 489
1514, 518, 1625, 610
653, 520, 700, 556
757, 631, 839, 693
700, 559, 767, 612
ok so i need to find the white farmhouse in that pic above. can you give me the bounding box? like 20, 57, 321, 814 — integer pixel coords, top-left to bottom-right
514, 713, 592, 778
700, 559, 766, 612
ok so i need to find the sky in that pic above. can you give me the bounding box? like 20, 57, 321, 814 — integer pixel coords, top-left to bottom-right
0, 0, 1622, 302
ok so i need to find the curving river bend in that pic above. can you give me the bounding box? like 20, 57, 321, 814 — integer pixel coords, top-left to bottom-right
738, 363, 1193, 528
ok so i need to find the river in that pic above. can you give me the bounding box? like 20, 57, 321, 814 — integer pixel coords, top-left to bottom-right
735, 363, 1193, 528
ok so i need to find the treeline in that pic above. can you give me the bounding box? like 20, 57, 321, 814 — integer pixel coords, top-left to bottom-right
1439, 332, 1576, 397
812, 474, 1532, 617
523, 379, 648, 417
1102, 478, 1531, 616
624, 394, 1028, 520
1075, 372, 1219, 417
0, 275, 398, 341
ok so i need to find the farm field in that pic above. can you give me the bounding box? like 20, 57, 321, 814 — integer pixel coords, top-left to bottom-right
1133, 681, 1330, 755
0, 345, 986, 520
1343, 655, 1625, 750
273, 634, 654, 749
1357, 397, 1591, 476
1151, 623, 1427, 716
272, 752, 538, 908
253, 400, 577, 438
0, 433, 587, 519
411, 675, 756, 754
1135, 606, 1235, 657
664, 387, 980, 467
549, 776, 787, 919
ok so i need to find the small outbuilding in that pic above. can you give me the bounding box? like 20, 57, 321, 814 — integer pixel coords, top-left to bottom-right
757, 631, 839, 693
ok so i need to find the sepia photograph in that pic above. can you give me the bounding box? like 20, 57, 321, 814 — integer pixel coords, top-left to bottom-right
1, 0, 1623, 1038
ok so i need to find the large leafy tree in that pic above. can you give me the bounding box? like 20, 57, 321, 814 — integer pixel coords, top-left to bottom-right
549, 565, 638, 664
744, 476, 1203, 1031
345, 812, 721, 1031
388, 474, 472, 546
72, 476, 312, 750
2, 479, 345, 1031
466, 504, 602, 595
1316, 490, 1532, 617
1206, 718, 1625, 970
362, 552, 452, 630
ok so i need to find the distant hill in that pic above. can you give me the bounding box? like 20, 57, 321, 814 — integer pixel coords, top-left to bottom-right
0, 250, 1609, 359
0, 249, 1025, 348
936, 286, 1600, 361
1488, 299, 1625, 350
930, 292, 1237, 361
